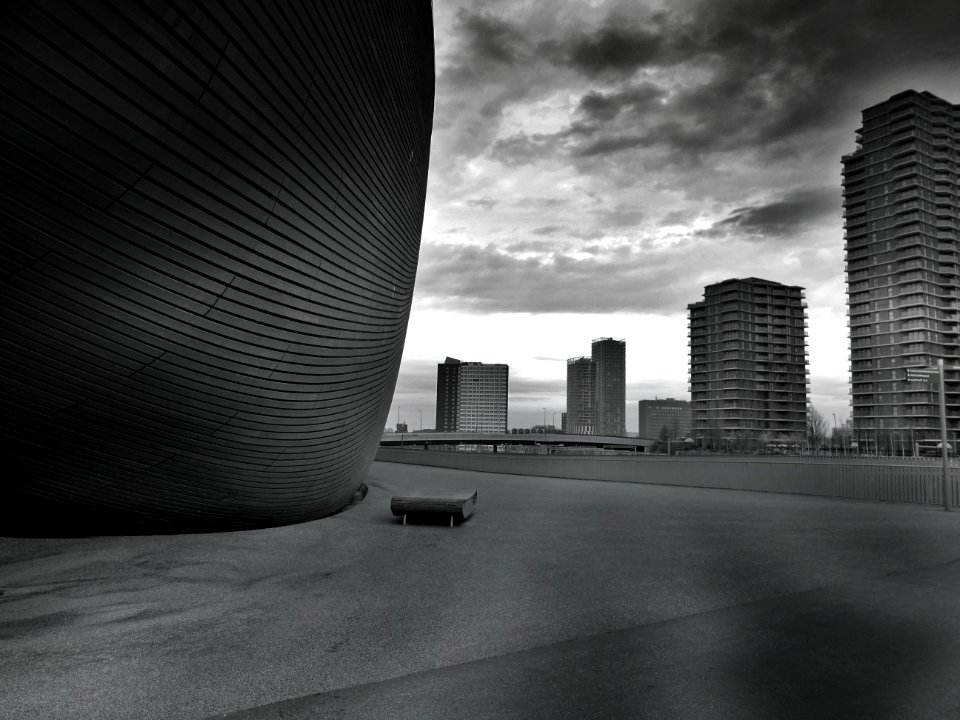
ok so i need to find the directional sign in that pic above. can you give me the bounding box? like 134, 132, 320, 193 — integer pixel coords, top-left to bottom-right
905, 367, 938, 383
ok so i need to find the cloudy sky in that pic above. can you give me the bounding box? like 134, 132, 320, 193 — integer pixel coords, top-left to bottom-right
389, 0, 960, 434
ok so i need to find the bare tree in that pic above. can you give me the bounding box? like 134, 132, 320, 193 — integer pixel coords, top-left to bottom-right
807, 405, 829, 450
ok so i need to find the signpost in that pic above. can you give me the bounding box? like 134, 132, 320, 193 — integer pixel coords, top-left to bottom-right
905, 367, 938, 383
937, 360, 949, 511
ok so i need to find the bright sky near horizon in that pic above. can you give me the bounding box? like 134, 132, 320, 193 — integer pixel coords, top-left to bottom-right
389, 0, 960, 434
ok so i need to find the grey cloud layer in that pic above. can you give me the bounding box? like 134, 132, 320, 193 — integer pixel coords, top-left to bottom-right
425, 0, 959, 315
417, 241, 732, 314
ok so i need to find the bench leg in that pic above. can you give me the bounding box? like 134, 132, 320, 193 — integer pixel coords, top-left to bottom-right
450, 515, 454, 527
403, 514, 406, 526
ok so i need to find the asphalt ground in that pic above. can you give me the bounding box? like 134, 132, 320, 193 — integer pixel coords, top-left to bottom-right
3, 461, 960, 719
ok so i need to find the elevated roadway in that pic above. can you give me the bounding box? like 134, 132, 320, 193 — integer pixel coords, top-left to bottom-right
380, 431, 653, 452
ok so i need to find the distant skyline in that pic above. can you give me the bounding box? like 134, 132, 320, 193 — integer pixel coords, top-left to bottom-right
389, 0, 960, 433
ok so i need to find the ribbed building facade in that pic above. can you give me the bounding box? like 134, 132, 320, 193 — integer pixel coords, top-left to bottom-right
0, 1, 435, 533
456, 363, 509, 433
843, 90, 960, 451
689, 278, 810, 449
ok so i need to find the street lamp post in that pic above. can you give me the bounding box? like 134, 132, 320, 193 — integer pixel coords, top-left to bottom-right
938, 358, 949, 511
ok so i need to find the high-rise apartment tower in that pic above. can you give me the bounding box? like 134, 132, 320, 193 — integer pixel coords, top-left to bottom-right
458, 362, 509, 433
842, 90, 959, 450
689, 278, 810, 449
435, 360, 509, 433
565, 339, 626, 436
565, 357, 596, 435
592, 338, 626, 435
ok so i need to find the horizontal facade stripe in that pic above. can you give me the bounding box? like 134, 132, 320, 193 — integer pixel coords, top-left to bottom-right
0, 0, 434, 533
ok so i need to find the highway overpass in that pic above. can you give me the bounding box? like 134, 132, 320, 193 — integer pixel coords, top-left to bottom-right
380, 431, 654, 452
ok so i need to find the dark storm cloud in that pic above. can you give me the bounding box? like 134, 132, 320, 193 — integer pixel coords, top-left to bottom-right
570, 120, 720, 162
564, 23, 667, 76
463, 12, 524, 64
489, 122, 596, 166
717, 188, 839, 237
576, 84, 667, 122
433, 9, 542, 163
489, 132, 560, 166
466, 0, 960, 171
445, 10, 526, 79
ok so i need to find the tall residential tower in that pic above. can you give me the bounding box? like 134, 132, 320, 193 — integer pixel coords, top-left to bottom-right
842, 90, 959, 450
565, 339, 626, 436
592, 338, 626, 435
689, 278, 810, 449
435, 359, 509, 433
565, 357, 596, 435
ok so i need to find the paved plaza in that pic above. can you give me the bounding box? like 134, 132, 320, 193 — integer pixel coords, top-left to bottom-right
3, 461, 960, 719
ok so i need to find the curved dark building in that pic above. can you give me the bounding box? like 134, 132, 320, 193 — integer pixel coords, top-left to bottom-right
0, 1, 434, 533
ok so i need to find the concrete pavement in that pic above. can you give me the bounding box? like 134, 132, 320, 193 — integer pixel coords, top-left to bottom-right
3, 461, 960, 719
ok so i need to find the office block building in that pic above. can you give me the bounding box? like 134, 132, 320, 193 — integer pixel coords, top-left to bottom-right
592, 338, 627, 436
638, 399, 691, 439
688, 278, 810, 449
843, 90, 960, 450
566, 357, 596, 435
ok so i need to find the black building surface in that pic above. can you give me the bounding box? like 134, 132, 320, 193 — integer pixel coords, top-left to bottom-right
435, 357, 461, 432
592, 338, 626, 436
0, 1, 435, 533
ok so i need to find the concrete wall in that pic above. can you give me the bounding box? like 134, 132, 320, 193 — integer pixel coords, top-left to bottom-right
375, 448, 960, 508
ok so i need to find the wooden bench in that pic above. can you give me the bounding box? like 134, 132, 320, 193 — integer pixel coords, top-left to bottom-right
390, 490, 477, 526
